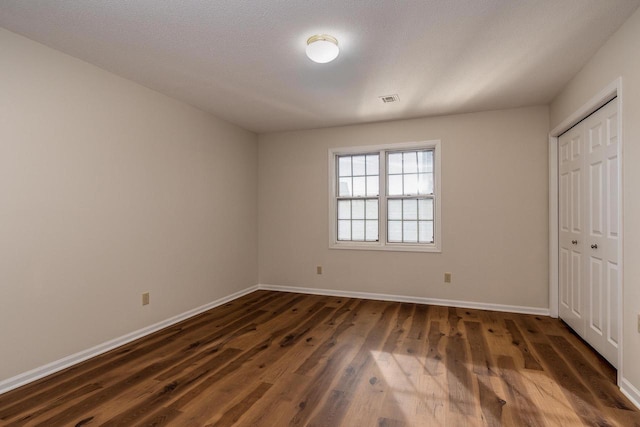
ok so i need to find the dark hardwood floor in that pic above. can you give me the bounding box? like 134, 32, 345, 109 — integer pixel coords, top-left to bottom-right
0, 290, 638, 426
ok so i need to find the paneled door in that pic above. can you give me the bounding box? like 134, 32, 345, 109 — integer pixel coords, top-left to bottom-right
558, 98, 620, 367
558, 124, 584, 335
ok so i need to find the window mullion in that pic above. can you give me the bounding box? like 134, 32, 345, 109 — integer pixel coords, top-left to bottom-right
400, 195, 404, 242
348, 198, 353, 241
379, 149, 386, 246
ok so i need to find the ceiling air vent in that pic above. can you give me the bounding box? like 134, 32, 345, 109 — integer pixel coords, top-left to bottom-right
379, 94, 400, 103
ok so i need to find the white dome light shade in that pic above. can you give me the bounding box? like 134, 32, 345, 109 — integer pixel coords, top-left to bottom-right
306, 34, 339, 63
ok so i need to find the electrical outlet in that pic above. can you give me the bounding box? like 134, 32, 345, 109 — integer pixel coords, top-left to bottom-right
444, 272, 452, 283
317, 266, 323, 275
142, 292, 150, 306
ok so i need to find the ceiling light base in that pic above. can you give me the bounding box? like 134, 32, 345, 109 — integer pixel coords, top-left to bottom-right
306, 34, 339, 64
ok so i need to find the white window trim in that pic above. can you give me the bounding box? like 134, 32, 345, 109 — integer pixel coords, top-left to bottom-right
328, 140, 442, 253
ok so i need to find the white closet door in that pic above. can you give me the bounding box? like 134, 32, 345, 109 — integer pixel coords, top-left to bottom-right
558, 98, 619, 368
583, 100, 619, 366
558, 125, 585, 334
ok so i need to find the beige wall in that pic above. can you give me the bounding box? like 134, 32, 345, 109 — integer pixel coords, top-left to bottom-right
0, 28, 258, 382
550, 7, 640, 398
259, 106, 549, 309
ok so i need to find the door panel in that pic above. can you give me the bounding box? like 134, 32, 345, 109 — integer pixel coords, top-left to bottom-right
560, 248, 569, 308
608, 261, 619, 345
572, 170, 582, 233
589, 256, 603, 333
589, 161, 603, 236
560, 173, 569, 232
558, 126, 584, 333
584, 100, 619, 366
608, 156, 618, 238
571, 251, 581, 317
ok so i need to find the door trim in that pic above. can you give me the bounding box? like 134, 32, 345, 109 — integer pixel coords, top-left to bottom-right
548, 77, 623, 380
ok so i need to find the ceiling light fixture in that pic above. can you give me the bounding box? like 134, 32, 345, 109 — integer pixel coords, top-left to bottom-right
306, 34, 339, 63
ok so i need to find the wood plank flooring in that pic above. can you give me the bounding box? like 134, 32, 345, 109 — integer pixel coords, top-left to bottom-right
1, 290, 639, 426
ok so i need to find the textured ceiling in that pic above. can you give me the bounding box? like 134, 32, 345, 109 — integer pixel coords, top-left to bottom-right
1, 0, 638, 133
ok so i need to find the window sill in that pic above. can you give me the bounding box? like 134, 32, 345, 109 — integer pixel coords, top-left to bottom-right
329, 242, 441, 253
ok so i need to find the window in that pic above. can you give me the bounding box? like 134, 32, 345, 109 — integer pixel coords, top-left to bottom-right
337, 154, 379, 242
329, 140, 441, 252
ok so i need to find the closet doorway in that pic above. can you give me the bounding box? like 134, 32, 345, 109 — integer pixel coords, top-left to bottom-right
557, 97, 620, 368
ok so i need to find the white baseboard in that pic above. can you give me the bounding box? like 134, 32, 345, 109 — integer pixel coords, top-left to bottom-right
621, 377, 640, 411
0, 285, 259, 396
258, 284, 550, 316
6, 280, 636, 412
0, 282, 552, 396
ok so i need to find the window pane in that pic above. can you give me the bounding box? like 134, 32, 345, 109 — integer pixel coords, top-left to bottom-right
366, 220, 378, 241
388, 153, 403, 174
338, 200, 351, 219
339, 177, 352, 196
388, 175, 402, 195
418, 151, 433, 173
419, 221, 434, 243
352, 155, 366, 176
404, 174, 418, 195
403, 199, 418, 220
418, 199, 433, 220
403, 221, 418, 242
418, 173, 433, 195
338, 220, 351, 240
352, 220, 365, 240
388, 220, 402, 242
338, 156, 352, 177
403, 152, 418, 174
366, 155, 379, 175
388, 199, 402, 220
366, 176, 379, 196
353, 176, 366, 197
366, 199, 378, 219
352, 200, 365, 219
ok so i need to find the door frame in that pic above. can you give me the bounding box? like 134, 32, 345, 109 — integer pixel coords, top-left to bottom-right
548, 77, 623, 379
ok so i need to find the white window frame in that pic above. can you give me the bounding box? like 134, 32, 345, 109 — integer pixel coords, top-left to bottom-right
329, 140, 442, 252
